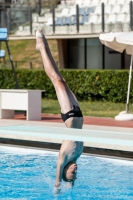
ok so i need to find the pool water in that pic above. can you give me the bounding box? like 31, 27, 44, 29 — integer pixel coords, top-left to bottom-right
0, 146, 133, 200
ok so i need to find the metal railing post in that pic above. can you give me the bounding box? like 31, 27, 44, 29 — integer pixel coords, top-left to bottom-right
29, 62, 32, 69
1, 9, 5, 27
76, 4, 79, 33
0, 8, 1, 27
7, 8, 11, 34
101, 3, 105, 32
38, 0, 41, 16
29, 7, 32, 35
52, 5, 55, 33
130, 1, 133, 31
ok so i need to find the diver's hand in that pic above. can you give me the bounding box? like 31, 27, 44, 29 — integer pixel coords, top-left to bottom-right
54, 182, 61, 195
54, 186, 61, 194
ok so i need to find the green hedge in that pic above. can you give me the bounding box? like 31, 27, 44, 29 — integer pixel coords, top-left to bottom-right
0, 68, 133, 102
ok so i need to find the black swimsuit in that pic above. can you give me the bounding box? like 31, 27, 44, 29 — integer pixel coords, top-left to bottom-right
61, 105, 83, 122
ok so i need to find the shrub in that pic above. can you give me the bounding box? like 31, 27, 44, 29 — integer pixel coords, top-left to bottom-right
0, 68, 132, 102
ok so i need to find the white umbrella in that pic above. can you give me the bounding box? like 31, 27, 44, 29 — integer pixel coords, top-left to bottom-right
99, 32, 133, 121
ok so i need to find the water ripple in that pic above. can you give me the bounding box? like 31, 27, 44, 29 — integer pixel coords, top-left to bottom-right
0, 146, 133, 200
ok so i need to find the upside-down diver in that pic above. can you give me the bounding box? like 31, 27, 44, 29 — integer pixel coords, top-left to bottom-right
36, 29, 84, 193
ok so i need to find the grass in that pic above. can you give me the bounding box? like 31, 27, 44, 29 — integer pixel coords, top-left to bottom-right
42, 99, 133, 118
0, 39, 59, 69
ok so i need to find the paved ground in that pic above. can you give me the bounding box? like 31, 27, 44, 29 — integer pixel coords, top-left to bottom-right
13, 113, 133, 128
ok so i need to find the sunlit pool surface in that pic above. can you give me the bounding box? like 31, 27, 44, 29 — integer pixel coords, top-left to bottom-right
0, 146, 133, 200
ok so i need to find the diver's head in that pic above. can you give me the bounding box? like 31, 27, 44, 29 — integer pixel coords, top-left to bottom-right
62, 161, 77, 186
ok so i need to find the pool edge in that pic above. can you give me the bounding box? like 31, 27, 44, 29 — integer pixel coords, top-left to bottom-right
0, 138, 133, 160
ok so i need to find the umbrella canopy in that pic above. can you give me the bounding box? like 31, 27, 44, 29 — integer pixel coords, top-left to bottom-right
99, 32, 133, 121
99, 32, 133, 54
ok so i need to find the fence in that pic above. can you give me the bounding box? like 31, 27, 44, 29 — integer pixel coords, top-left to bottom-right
1, 1, 133, 35
0, 60, 44, 69
50, 1, 133, 34
0, 60, 59, 69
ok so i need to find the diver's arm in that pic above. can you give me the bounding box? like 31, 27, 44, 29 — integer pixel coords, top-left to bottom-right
56, 151, 67, 183
54, 152, 67, 193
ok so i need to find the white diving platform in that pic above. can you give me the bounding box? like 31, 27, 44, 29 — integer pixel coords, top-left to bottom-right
0, 120, 133, 159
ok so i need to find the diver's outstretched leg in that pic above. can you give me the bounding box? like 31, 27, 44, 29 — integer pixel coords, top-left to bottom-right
36, 30, 83, 128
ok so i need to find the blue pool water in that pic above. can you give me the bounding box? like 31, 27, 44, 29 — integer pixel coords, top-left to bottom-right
0, 146, 133, 200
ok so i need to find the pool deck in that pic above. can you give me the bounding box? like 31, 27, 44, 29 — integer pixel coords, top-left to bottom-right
0, 113, 133, 159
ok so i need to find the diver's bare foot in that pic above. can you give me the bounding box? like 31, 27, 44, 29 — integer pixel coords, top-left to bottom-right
36, 29, 46, 51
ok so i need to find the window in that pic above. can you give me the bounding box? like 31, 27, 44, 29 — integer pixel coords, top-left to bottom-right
86, 38, 103, 69
67, 39, 85, 69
